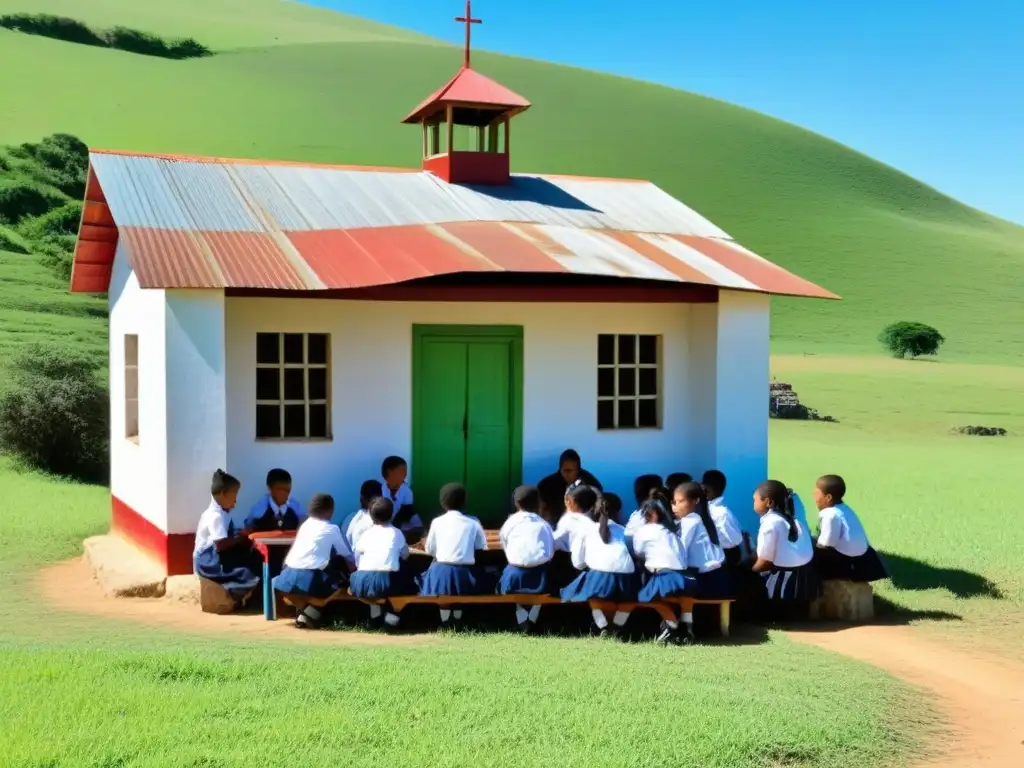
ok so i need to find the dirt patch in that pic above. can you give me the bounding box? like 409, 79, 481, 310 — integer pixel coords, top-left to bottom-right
789, 625, 1024, 767
37, 557, 433, 648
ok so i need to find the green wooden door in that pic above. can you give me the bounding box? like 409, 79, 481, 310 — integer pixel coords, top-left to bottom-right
412, 326, 523, 527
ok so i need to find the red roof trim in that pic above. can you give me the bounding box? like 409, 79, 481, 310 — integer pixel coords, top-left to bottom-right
402, 66, 532, 124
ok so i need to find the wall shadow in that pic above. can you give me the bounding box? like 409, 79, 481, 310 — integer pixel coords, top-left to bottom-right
880, 551, 1003, 600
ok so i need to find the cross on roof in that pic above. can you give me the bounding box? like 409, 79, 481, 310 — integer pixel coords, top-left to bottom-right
455, 0, 482, 69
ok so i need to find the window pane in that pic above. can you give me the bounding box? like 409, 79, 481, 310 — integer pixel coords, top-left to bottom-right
283, 368, 305, 401
639, 367, 658, 397
307, 334, 328, 365
256, 405, 281, 438
618, 367, 636, 397
618, 399, 637, 429
597, 334, 615, 365
256, 368, 280, 400
597, 399, 615, 430
617, 334, 636, 364
256, 333, 279, 365
597, 368, 615, 398
125, 367, 138, 399
638, 398, 658, 428
638, 335, 658, 365
283, 333, 304, 364
308, 367, 327, 401
124, 334, 138, 366
308, 404, 329, 438
283, 404, 306, 438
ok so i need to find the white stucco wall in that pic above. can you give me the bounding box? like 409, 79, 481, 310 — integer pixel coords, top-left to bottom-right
216, 296, 768, 532
108, 244, 168, 531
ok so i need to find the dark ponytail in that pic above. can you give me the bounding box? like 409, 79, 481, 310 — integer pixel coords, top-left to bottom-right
757, 480, 799, 542
594, 494, 611, 544
678, 481, 720, 547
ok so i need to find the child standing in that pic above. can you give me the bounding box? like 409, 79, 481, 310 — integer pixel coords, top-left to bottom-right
350, 497, 412, 631
273, 493, 353, 628
418, 483, 489, 628
751, 480, 818, 604
812, 474, 889, 582
559, 486, 638, 637
381, 456, 425, 545
700, 470, 746, 566
245, 468, 304, 532
345, 480, 384, 552
498, 485, 555, 633
193, 469, 261, 608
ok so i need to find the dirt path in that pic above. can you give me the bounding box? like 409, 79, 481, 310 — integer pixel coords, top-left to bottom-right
789, 625, 1024, 767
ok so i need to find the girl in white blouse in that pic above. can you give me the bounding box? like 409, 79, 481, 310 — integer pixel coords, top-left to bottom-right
498, 485, 555, 634
751, 480, 818, 606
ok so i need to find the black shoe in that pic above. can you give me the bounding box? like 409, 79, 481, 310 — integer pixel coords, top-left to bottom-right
655, 621, 679, 645
439, 619, 453, 631
598, 626, 611, 639
382, 621, 400, 635
516, 621, 532, 635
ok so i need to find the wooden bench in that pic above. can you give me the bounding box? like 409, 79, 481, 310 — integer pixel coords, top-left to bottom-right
276, 589, 734, 637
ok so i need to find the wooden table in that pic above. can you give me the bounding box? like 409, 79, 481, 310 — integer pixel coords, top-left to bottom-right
249, 531, 296, 621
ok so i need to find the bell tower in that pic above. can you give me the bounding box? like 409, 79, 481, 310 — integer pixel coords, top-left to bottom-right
401, 1, 531, 185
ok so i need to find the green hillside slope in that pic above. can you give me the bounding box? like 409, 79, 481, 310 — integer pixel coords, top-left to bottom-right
1, 0, 1022, 361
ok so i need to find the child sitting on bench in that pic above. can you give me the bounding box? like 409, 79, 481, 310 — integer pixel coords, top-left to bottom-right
193, 469, 261, 610
498, 485, 555, 634
812, 474, 889, 582
274, 493, 353, 629
350, 496, 413, 631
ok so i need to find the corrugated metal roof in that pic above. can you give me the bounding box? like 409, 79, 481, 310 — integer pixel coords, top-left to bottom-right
402, 66, 532, 124
70, 152, 838, 300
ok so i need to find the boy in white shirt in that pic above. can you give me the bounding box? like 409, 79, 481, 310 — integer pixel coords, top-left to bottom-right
813, 474, 889, 582
344, 480, 383, 552
381, 456, 425, 545
193, 469, 262, 609
700, 470, 747, 565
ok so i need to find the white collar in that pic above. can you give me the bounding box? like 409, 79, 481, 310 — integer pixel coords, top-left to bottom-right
708, 496, 724, 506
443, 509, 466, 517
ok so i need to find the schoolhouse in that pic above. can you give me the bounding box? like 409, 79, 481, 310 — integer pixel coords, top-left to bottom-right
69, 8, 836, 576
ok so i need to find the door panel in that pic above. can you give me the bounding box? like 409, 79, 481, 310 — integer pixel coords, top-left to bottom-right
414, 340, 467, 521
465, 341, 513, 525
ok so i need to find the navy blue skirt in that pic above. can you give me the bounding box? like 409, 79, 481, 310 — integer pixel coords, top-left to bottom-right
193, 545, 260, 599
273, 566, 347, 598
764, 563, 821, 601
814, 547, 889, 583
638, 569, 697, 602
499, 564, 550, 595
350, 569, 414, 599
560, 569, 639, 602
417, 562, 487, 596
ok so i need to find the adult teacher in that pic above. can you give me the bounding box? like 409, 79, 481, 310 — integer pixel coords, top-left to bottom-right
537, 449, 603, 522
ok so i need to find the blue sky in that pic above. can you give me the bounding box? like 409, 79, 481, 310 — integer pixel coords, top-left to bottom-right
320, 1, 1023, 225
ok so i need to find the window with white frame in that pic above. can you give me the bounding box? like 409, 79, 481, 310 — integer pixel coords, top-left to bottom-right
597, 334, 660, 429
125, 334, 139, 441
255, 333, 330, 440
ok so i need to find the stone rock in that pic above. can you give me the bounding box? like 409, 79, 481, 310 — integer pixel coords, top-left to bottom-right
769, 381, 837, 422
810, 580, 874, 622
953, 425, 1007, 437
199, 577, 241, 614
164, 574, 201, 605
83, 535, 166, 598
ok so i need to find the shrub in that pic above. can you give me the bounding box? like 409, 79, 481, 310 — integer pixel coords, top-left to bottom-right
0, 13, 104, 46
0, 225, 29, 254
0, 344, 108, 482
879, 321, 945, 359
0, 179, 65, 224
1, 14, 211, 60
168, 37, 211, 59
18, 200, 82, 239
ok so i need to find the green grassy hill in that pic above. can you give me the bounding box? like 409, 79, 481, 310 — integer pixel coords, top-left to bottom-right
1, 0, 1023, 361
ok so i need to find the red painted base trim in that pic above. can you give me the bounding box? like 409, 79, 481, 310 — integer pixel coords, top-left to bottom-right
111, 496, 194, 576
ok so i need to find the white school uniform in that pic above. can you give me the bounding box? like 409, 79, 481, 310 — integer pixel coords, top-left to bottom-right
500, 511, 555, 568
623, 509, 647, 542
284, 517, 352, 570
552, 511, 597, 553
707, 496, 743, 551
425, 510, 487, 565
244, 494, 304, 529
194, 500, 232, 555
677, 515, 726, 573
632, 523, 688, 572
381, 480, 425, 532
570, 521, 634, 574
817, 503, 870, 558
756, 511, 814, 567
345, 508, 373, 551
355, 525, 409, 571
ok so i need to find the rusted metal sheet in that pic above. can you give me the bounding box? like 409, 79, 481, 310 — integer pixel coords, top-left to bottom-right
71, 151, 838, 300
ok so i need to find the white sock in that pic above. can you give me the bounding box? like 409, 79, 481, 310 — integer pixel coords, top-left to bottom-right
682, 611, 694, 626
369, 604, 382, 619
440, 609, 452, 622
384, 612, 400, 626
612, 611, 630, 627
591, 608, 609, 628
666, 619, 679, 629
528, 605, 542, 623
515, 606, 529, 624
453, 609, 463, 620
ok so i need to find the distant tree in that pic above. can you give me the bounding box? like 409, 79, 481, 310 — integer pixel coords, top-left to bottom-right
879, 321, 945, 359
0, 344, 108, 482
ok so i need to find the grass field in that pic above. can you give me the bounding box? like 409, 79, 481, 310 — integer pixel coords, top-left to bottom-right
1, 0, 1023, 360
